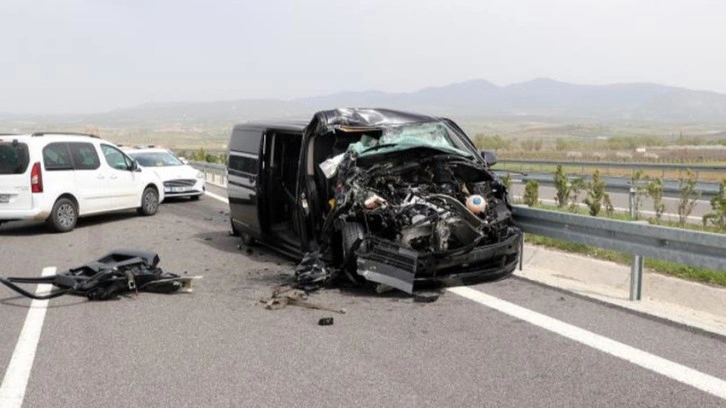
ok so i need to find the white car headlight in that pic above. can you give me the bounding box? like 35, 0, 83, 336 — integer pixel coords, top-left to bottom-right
196, 171, 204, 179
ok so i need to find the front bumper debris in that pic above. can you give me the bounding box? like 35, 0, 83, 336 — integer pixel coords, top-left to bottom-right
355, 231, 522, 294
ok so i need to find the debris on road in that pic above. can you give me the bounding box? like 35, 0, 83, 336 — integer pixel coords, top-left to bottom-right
260, 285, 347, 314
413, 293, 440, 303
0, 250, 201, 301
318, 317, 334, 326
294, 251, 333, 291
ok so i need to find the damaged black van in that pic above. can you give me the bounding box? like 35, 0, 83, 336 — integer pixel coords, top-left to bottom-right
228, 108, 522, 293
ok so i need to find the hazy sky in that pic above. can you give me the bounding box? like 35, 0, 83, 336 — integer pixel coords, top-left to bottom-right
3, 0, 726, 114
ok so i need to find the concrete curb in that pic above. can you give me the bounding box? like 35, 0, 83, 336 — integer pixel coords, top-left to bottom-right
517, 244, 726, 336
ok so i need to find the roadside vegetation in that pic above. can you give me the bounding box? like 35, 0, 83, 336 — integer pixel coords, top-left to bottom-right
513, 168, 726, 287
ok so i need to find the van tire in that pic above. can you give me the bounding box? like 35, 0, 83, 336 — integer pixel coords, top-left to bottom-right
341, 222, 367, 284
48, 198, 78, 233
137, 187, 159, 216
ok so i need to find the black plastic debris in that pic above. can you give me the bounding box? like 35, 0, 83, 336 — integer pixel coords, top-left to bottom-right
0, 249, 200, 301
318, 317, 334, 326
413, 293, 440, 303
294, 251, 333, 291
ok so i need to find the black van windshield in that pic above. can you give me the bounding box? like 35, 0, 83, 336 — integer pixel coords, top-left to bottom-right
0, 142, 30, 175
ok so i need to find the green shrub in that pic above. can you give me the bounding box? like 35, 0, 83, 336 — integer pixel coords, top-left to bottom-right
584, 170, 606, 216
523, 180, 539, 207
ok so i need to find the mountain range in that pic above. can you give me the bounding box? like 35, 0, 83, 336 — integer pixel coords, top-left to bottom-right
6, 78, 726, 124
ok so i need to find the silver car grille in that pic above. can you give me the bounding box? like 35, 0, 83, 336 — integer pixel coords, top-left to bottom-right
164, 179, 197, 187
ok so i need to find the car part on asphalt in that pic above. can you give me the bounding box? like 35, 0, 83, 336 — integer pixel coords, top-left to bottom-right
260, 285, 347, 314
294, 251, 333, 291
0, 249, 200, 301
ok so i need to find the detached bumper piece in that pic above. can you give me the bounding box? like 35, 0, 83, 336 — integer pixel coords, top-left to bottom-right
0, 249, 200, 301
356, 231, 522, 294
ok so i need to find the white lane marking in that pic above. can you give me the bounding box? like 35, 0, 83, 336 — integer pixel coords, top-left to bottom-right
0, 267, 56, 408
204, 191, 228, 204
448, 286, 726, 401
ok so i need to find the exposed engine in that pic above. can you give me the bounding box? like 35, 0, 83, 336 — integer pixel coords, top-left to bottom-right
333, 151, 514, 254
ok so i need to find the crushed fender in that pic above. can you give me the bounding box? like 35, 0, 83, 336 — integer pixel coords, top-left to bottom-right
0, 249, 201, 301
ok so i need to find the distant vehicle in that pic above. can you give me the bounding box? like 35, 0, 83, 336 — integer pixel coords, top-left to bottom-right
0, 132, 164, 232
226, 108, 521, 293
124, 147, 205, 200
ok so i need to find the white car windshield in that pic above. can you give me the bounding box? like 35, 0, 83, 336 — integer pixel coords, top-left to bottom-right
129, 151, 183, 167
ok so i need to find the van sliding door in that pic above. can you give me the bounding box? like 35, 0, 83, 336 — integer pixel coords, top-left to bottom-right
228, 127, 263, 236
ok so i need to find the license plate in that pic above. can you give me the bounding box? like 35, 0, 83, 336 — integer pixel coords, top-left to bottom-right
169, 187, 189, 193
0, 194, 9, 204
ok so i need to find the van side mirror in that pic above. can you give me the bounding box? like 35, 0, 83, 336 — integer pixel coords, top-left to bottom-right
480, 150, 497, 166
130, 160, 140, 172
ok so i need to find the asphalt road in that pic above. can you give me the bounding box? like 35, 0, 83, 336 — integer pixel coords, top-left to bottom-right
1, 184, 724, 407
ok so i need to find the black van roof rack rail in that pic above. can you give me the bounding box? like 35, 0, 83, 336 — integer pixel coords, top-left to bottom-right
31, 132, 100, 138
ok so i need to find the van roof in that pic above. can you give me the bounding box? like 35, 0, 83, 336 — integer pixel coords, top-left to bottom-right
232, 120, 308, 133
317, 108, 439, 128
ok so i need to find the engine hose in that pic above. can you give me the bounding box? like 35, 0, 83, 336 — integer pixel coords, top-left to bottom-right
0, 277, 71, 300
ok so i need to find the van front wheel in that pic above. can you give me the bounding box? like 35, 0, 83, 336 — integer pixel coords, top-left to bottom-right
48, 198, 78, 233
137, 187, 159, 216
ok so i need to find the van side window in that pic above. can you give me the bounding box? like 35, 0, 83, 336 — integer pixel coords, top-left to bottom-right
228, 154, 258, 175
68, 142, 100, 170
43, 143, 73, 171
101, 144, 132, 170
229, 128, 263, 154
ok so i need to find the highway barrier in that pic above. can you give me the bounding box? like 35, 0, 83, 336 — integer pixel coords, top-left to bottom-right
512, 206, 726, 300
192, 161, 227, 187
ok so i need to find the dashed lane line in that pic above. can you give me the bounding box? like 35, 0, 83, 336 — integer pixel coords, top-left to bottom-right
448, 286, 726, 401
0, 267, 56, 408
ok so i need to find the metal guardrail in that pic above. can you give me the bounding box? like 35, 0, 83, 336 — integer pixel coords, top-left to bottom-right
512, 206, 726, 300
498, 159, 726, 173
191, 161, 227, 187
505, 172, 720, 199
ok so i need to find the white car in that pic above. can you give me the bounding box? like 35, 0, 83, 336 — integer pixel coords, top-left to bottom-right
124, 148, 205, 200
0, 132, 165, 232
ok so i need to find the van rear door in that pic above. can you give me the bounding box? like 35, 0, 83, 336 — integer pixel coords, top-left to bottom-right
0, 139, 33, 211
228, 126, 263, 236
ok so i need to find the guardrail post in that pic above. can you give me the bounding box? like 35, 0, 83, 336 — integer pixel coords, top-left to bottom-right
630, 255, 644, 301
629, 187, 636, 220
628, 188, 645, 300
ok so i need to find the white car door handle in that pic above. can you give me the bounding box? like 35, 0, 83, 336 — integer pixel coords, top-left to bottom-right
97, 175, 105, 179
109, 174, 118, 179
